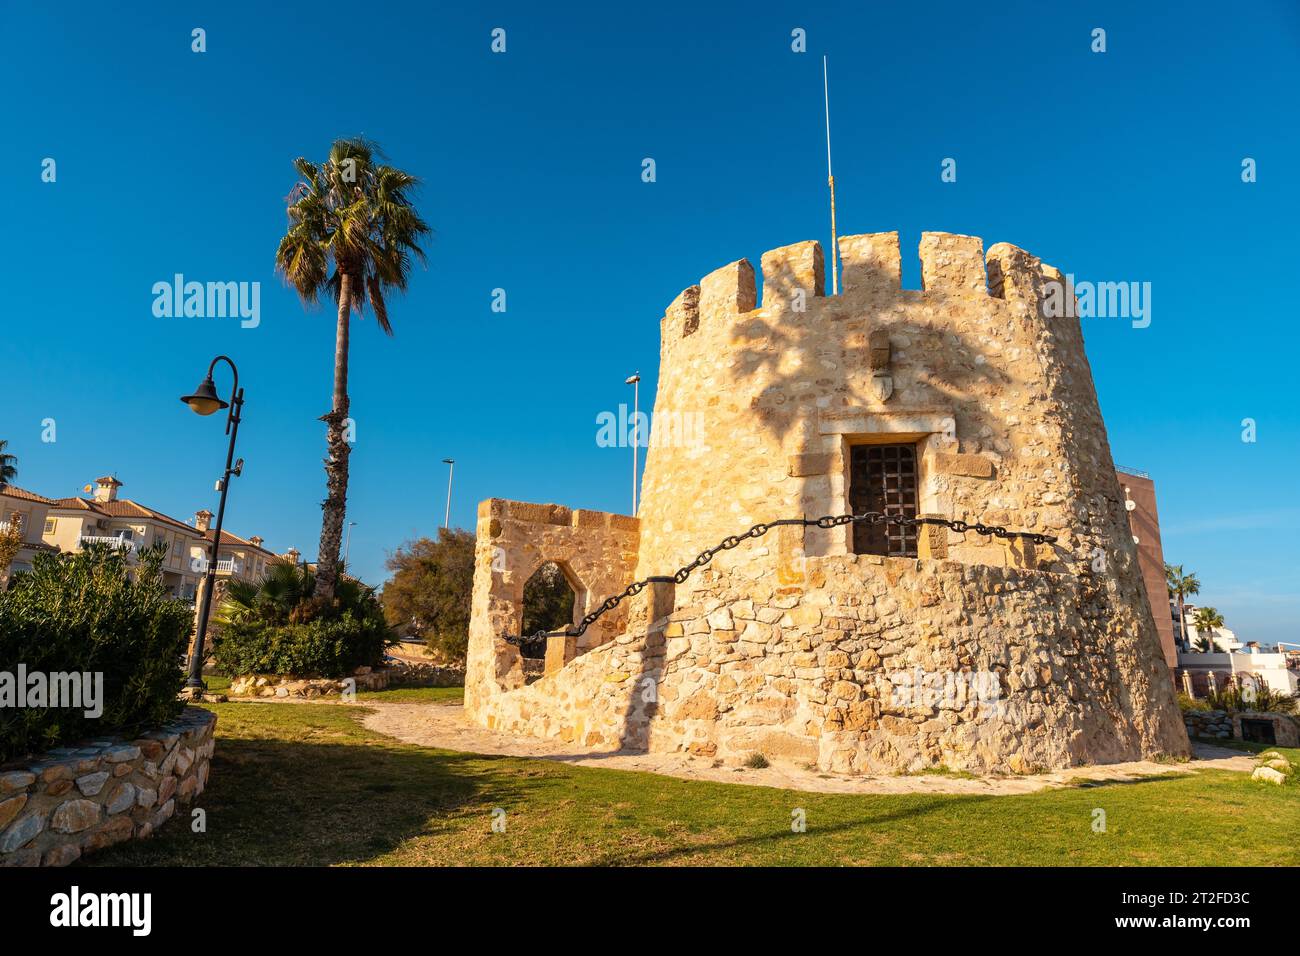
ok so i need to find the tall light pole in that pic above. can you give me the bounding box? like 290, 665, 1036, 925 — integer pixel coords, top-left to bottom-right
343, 521, 357, 566
442, 458, 455, 530
179, 355, 244, 693
625, 372, 641, 516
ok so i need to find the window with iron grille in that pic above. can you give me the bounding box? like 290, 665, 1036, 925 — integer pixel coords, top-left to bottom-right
849, 443, 919, 557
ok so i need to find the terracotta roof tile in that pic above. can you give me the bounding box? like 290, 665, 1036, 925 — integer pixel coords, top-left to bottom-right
1, 485, 56, 505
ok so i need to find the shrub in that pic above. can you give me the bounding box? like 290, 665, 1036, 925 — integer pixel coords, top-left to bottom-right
1206, 684, 1299, 714
0, 544, 191, 763
211, 561, 391, 678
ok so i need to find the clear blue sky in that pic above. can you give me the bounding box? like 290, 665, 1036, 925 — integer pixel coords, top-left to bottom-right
3, 1, 1297, 645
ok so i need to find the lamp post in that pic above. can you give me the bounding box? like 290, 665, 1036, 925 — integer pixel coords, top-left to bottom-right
344, 521, 357, 566
625, 373, 640, 516
179, 355, 244, 693
442, 458, 455, 530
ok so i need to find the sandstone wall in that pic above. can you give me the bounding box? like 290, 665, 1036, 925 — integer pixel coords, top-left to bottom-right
0, 707, 215, 866
464, 231, 1189, 774
470, 551, 1187, 774
465, 499, 639, 715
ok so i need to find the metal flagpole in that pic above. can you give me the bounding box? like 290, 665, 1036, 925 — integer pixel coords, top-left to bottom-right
626, 373, 641, 515
824, 55, 839, 296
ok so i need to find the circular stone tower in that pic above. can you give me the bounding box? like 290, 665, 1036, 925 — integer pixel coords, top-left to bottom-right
465, 231, 1189, 775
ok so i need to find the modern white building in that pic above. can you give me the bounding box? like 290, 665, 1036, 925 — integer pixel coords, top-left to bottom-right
1177, 647, 1299, 698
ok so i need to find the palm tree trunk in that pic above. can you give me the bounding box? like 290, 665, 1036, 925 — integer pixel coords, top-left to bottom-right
316, 272, 353, 601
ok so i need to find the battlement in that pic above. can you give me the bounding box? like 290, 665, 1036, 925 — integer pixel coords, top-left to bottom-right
662, 231, 1066, 338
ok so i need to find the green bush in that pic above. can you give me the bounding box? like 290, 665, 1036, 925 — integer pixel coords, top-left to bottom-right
0, 544, 191, 763
210, 561, 390, 678
1206, 683, 1298, 714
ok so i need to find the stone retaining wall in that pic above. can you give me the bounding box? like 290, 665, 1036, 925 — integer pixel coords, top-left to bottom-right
385, 660, 467, 688
229, 667, 389, 699
228, 661, 468, 699
1185, 708, 1300, 747
0, 707, 215, 867
1184, 709, 1234, 739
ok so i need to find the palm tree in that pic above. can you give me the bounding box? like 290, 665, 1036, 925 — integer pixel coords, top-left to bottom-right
217, 559, 371, 627
275, 138, 430, 601
1191, 606, 1225, 651
0, 440, 17, 491
1165, 563, 1200, 650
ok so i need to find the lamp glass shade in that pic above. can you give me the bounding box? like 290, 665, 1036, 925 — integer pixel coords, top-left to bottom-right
180, 377, 228, 416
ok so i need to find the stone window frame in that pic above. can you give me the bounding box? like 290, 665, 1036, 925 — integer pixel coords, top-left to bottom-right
819, 411, 958, 557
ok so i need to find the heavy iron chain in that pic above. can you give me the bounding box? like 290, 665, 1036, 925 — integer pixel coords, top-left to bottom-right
502, 511, 1056, 649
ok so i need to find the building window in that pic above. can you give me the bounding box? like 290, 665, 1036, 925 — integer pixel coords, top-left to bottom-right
44, 517, 56, 534
849, 443, 919, 557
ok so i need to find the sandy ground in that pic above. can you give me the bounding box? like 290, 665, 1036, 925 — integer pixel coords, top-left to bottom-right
356, 700, 1256, 796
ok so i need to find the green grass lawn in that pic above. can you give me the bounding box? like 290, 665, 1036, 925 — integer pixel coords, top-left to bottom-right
87, 701, 1300, 867
1190, 735, 1300, 764
356, 685, 463, 704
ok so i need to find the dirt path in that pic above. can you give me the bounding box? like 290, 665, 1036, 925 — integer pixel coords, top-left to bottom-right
358, 700, 1256, 796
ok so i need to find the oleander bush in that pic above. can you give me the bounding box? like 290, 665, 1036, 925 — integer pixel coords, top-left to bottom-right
211, 561, 390, 678
0, 544, 190, 763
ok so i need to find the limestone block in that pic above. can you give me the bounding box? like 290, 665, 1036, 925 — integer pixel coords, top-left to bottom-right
788, 453, 830, 477
1252, 766, 1286, 785
544, 634, 577, 677
934, 452, 994, 479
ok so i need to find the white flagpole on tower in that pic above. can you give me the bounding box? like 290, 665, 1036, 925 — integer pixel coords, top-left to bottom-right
823, 55, 840, 296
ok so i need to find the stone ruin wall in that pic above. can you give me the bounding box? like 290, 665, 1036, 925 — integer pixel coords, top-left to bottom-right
464, 231, 1190, 775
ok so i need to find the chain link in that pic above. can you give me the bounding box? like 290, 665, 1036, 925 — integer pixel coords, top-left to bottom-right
503, 511, 1056, 648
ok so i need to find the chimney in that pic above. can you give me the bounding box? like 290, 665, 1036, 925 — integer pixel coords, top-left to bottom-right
249, 536, 264, 548
92, 475, 122, 503
194, 509, 213, 533
285, 547, 301, 566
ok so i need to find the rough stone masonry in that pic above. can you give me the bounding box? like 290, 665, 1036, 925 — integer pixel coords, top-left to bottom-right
463, 231, 1190, 775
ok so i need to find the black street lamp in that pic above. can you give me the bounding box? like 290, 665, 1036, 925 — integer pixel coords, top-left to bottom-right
179, 355, 245, 692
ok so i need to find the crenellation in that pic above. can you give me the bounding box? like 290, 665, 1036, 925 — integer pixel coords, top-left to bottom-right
838, 232, 901, 293
668, 283, 701, 338
985, 242, 1033, 297
699, 259, 757, 323
919, 232, 988, 296
760, 240, 824, 309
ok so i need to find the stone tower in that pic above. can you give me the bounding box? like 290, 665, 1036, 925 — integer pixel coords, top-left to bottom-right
464, 232, 1189, 775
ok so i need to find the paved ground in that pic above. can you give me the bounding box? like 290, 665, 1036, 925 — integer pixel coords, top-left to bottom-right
359, 700, 1256, 796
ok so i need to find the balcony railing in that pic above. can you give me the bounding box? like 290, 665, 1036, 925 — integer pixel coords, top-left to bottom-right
79, 535, 137, 552
215, 558, 242, 574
